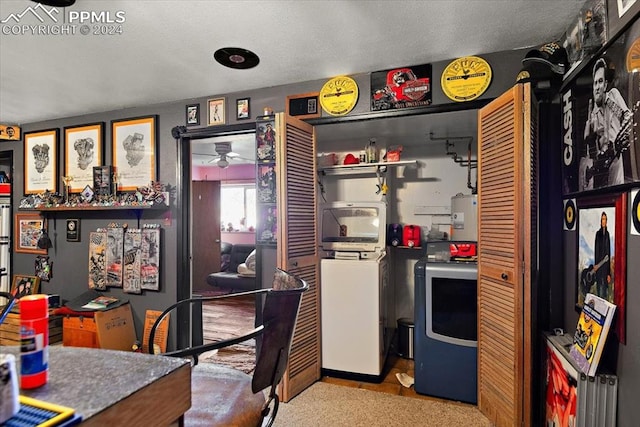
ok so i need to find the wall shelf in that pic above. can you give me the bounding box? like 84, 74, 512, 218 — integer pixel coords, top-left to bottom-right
318, 160, 418, 175
19, 204, 163, 212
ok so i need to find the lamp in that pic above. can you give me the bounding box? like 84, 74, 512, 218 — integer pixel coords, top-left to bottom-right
217, 157, 229, 169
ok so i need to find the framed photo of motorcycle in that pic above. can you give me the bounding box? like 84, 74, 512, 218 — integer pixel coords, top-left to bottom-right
561, 20, 640, 195
64, 122, 105, 193
576, 192, 627, 343
23, 128, 59, 195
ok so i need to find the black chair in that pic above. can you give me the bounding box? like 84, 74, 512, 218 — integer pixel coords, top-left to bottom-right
149, 268, 308, 427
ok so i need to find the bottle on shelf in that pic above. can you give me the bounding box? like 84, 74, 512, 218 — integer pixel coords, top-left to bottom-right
366, 138, 378, 163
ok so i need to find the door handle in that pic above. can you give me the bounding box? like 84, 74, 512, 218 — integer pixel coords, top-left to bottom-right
290, 260, 298, 268
215, 239, 220, 243
501, 273, 508, 280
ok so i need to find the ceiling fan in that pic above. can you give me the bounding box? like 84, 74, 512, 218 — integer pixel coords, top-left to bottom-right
195, 141, 251, 168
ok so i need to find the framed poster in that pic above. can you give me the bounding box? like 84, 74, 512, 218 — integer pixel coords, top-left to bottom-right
257, 164, 276, 203
112, 115, 157, 192
64, 122, 104, 193
561, 32, 640, 195
186, 103, 200, 126
208, 97, 226, 126
236, 97, 250, 120
607, 0, 640, 40
14, 213, 46, 254
256, 118, 276, 161
11, 275, 40, 299
257, 204, 277, 245
0, 124, 20, 141
23, 129, 58, 195
576, 192, 627, 342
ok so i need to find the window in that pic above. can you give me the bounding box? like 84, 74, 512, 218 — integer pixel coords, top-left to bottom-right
221, 184, 256, 231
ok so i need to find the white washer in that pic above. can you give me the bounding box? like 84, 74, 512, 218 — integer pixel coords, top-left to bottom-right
320, 253, 389, 377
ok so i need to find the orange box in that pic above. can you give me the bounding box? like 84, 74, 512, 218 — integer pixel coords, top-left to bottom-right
63, 316, 99, 348
62, 304, 137, 351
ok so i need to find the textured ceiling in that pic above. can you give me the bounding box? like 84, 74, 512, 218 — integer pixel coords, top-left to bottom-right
0, 0, 585, 125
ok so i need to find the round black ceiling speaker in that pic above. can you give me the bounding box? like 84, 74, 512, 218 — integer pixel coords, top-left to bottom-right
214, 47, 260, 70
30, 0, 76, 6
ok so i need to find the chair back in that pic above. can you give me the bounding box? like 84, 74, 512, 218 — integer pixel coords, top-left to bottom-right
252, 268, 308, 394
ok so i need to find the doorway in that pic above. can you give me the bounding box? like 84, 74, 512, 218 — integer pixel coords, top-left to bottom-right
191, 131, 257, 296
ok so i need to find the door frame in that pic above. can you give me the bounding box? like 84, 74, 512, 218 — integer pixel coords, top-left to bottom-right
173, 122, 256, 349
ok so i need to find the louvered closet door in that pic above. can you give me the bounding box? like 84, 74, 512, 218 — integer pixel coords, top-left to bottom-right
477, 83, 537, 427
275, 113, 321, 402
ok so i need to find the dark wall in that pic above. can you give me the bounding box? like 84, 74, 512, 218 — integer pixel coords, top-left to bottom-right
5, 47, 528, 335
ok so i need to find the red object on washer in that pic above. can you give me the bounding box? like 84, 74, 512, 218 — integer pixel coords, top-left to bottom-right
403, 225, 421, 247
449, 242, 477, 257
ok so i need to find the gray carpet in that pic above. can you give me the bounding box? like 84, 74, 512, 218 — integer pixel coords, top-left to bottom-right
273, 382, 491, 427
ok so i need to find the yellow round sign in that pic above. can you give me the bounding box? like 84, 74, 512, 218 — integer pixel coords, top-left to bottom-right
441, 56, 492, 102
319, 76, 359, 116
626, 38, 640, 72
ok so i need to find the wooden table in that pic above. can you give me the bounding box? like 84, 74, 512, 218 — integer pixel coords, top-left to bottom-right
0, 345, 191, 426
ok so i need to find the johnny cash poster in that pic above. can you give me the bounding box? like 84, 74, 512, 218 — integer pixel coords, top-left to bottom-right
562, 21, 640, 195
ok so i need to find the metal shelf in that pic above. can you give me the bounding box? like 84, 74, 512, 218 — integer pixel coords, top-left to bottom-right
318, 160, 418, 175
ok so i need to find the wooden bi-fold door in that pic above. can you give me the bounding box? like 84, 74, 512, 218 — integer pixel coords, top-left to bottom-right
275, 113, 321, 402
477, 82, 538, 427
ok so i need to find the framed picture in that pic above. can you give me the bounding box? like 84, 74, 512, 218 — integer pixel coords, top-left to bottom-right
0, 124, 20, 141
63, 122, 104, 193
208, 97, 226, 126
286, 92, 320, 119
111, 115, 158, 192
66, 218, 80, 242
607, 0, 640, 40
11, 275, 40, 299
562, 41, 640, 195
14, 213, 47, 254
186, 103, 200, 126
576, 192, 627, 342
23, 128, 58, 195
236, 98, 251, 120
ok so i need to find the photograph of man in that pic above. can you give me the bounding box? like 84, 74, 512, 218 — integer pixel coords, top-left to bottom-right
594, 211, 612, 300
582, 57, 632, 189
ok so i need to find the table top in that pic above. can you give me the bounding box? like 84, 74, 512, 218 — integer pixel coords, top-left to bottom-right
0, 345, 191, 426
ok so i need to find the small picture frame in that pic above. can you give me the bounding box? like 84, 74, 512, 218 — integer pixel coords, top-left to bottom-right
286, 92, 320, 119
14, 213, 47, 254
208, 97, 226, 126
66, 219, 80, 242
11, 274, 41, 299
186, 103, 200, 126
236, 98, 251, 120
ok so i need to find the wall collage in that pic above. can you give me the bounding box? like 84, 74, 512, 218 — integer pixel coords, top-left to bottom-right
561, 1, 640, 345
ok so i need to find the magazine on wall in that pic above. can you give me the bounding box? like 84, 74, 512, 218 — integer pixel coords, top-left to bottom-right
569, 292, 616, 376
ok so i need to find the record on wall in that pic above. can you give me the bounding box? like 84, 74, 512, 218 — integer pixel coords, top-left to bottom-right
632, 189, 640, 235
564, 198, 577, 231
